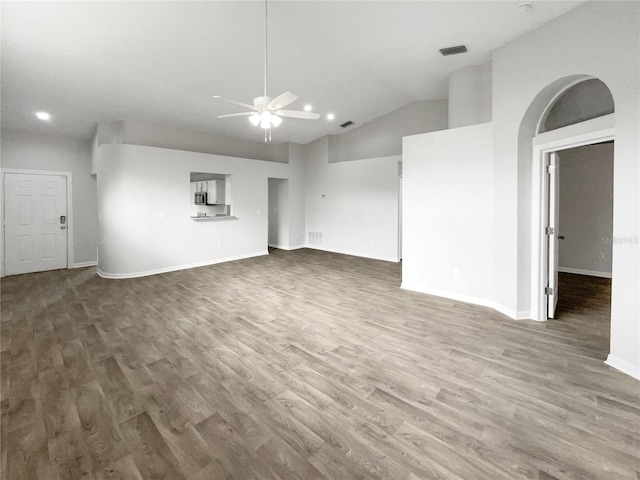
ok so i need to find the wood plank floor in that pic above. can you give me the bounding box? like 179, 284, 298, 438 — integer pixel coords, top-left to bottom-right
1, 248, 638, 480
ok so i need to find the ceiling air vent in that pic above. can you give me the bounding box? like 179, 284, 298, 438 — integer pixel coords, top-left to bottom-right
340, 121, 354, 128
439, 45, 468, 56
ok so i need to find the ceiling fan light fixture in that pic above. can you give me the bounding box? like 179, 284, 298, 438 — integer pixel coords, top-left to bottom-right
260, 110, 273, 129
212, 0, 319, 140
249, 113, 261, 126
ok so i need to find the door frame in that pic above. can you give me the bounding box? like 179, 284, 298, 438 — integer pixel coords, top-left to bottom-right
546, 152, 560, 319
1, 168, 74, 277
398, 161, 403, 262
267, 177, 289, 250
530, 114, 614, 321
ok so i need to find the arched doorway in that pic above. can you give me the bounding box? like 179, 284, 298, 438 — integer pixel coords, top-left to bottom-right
520, 76, 616, 354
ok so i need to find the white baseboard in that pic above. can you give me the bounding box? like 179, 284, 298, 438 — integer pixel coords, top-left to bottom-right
72, 261, 97, 269
558, 267, 612, 278
400, 282, 533, 321
605, 354, 640, 380
304, 244, 399, 263
97, 250, 268, 279
268, 244, 305, 251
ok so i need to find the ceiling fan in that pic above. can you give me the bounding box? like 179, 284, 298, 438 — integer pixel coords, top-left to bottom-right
213, 0, 320, 141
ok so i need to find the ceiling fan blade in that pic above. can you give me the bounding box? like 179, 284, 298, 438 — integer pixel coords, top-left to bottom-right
268, 92, 298, 110
276, 110, 321, 120
217, 112, 256, 118
212, 96, 256, 110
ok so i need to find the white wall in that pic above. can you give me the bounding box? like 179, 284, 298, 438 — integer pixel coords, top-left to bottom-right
327, 100, 448, 163
268, 178, 289, 249
402, 123, 496, 309
286, 143, 306, 248
303, 137, 400, 262
99, 120, 289, 163
558, 143, 613, 277
492, 1, 639, 377
1, 130, 97, 267
448, 62, 492, 129
96, 143, 299, 277
91, 130, 99, 175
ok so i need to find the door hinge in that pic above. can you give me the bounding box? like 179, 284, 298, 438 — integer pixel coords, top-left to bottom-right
546, 226, 554, 235
547, 165, 557, 174
545, 287, 554, 295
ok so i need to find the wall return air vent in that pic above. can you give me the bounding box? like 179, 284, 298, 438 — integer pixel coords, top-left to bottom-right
439, 45, 468, 56
308, 231, 324, 245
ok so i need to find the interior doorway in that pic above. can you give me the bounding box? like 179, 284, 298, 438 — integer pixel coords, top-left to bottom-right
547, 142, 614, 320
531, 114, 614, 321
267, 178, 289, 251
2, 170, 72, 275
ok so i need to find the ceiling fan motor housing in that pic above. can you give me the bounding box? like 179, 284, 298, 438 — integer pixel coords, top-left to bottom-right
254, 96, 271, 108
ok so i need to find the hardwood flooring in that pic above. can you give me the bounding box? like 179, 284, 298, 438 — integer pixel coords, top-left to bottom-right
1, 248, 638, 480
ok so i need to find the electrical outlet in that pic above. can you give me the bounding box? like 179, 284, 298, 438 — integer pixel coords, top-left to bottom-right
453, 268, 461, 279
218, 243, 223, 249
599, 251, 605, 260
158, 212, 166, 220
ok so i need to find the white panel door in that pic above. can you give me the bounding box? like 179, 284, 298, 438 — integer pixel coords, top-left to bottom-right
4, 173, 68, 275
547, 153, 560, 319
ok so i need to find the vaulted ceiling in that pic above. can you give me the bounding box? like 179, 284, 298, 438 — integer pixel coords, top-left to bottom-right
1, 1, 582, 145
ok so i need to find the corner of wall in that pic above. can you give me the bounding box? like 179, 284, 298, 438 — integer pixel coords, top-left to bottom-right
605, 354, 640, 381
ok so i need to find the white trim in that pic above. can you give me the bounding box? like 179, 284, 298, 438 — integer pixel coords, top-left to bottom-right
268, 243, 304, 251
530, 115, 615, 321
305, 244, 399, 263
1, 168, 74, 276
605, 354, 640, 380
400, 282, 534, 321
97, 250, 268, 279
558, 267, 612, 278
533, 114, 615, 150
1, 167, 73, 176
73, 261, 98, 269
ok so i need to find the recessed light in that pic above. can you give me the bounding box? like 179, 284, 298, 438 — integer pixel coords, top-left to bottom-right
326, 113, 335, 121
304, 104, 312, 112
35, 111, 51, 121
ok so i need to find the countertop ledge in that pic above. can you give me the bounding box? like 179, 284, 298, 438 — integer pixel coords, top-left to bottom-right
190, 216, 237, 221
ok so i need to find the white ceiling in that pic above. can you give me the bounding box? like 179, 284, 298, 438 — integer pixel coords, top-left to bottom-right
1, 1, 582, 145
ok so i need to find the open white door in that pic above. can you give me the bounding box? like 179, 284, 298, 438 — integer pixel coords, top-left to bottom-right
4, 172, 68, 275
547, 153, 560, 318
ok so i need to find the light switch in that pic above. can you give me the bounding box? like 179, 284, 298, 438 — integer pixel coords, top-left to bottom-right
159, 212, 167, 220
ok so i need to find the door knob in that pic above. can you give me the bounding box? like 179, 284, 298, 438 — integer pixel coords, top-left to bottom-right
60, 226, 66, 230
558, 235, 565, 240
